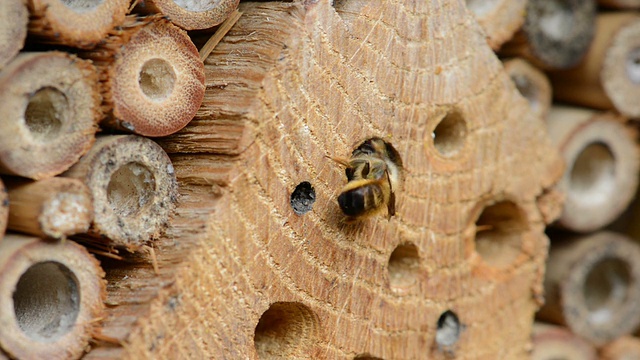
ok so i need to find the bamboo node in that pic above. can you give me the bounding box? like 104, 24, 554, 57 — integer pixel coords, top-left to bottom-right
626, 47, 640, 84
138, 58, 176, 101
568, 143, 615, 205
24, 87, 67, 141
107, 162, 155, 217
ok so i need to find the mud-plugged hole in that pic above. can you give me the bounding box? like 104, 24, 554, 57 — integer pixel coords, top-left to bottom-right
436, 310, 461, 348
13, 262, 80, 342
433, 109, 467, 158
254, 302, 319, 359
139, 58, 176, 101
584, 258, 631, 324
538, 0, 574, 42
626, 47, 640, 84
107, 162, 156, 217
511, 74, 540, 112
568, 143, 615, 205
60, 0, 103, 12
290, 181, 315, 215
25, 87, 67, 142
388, 243, 420, 290
475, 200, 528, 268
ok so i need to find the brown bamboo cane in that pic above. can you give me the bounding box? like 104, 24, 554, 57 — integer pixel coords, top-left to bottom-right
0, 234, 105, 360
500, 0, 596, 70
502, 58, 552, 120
549, 13, 640, 119
27, 0, 129, 48
0, 52, 101, 180
546, 106, 639, 233
600, 336, 640, 360
78, 16, 205, 137
63, 135, 178, 250
5, 177, 92, 239
598, 0, 640, 9
0, 179, 7, 241
135, 0, 240, 30
531, 323, 598, 360
465, 0, 527, 50
538, 231, 640, 346
0, 0, 27, 70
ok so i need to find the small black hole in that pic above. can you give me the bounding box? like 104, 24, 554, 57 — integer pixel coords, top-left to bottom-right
436, 310, 461, 348
290, 181, 316, 215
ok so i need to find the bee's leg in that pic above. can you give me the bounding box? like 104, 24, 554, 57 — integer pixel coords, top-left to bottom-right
325, 155, 350, 167
387, 191, 396, 218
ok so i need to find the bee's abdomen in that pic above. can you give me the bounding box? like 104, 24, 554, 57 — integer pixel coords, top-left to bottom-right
338, 184, 383, 217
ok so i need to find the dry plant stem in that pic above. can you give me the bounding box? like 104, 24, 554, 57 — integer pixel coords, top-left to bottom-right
0, 179, 7, 240
135, 0, 240, 30
539, 231, 640, 345
547, 106, 639, 233
465, 0, 526, 50
27, 0, 129, 48
63, 135, 178, 250
0, 52, 100, 180
531, 323, 597, 360
80, 16, 205, 137
198, 9, 242, 61
0, 0, 27, 70
500, 0, 596, 69
600, 336, 640, 360
599, 0, 640, 8
549, 13, 640, 118
503, 58, 552, 120
5, 177, 93, 239
0, 234, 105, 360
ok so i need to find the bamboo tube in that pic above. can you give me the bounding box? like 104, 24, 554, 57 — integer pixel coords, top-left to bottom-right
0, 52, 101, 180
80, 16, 205, 137
599, 0, 640, 9
0, 0, 27, 70
531, 323, 598, 360
600, 336, 640, 360
465, 0, 526, 50
549, 13, 640, 119
0, 234, 105, 360
135, 0, 240, 30
63, 135, 178, 249
27, 0, 129, 48
500, 0, 596, 70
538, 232, 640, 345
546, 106, 639, 233
0, 179, 8, 240
5, 177, 92, 239
503, 58, 552, 120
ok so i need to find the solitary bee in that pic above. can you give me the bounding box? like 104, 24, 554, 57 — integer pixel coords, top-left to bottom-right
332, 137, 403, 220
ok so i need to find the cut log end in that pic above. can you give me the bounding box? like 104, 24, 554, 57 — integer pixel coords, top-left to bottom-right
0, 234, 105, 360
0, 0, 27, 70
0, 52, 101, 180
136, 0, 240, 30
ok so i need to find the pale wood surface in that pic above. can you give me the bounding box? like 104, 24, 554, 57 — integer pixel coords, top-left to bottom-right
86, 1, 562, 358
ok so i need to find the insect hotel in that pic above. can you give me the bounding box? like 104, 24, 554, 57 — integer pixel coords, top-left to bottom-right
0, 0, 639, 359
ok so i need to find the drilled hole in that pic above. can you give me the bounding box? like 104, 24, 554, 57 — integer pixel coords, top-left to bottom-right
388, 243, 420, 289
107, 162, 155, 217
465, 0, 500, 16
568, 143, 615, 205
25, 87, 67, 142
60, 0, 103, 11
475, 201, 528, 268
433, 110, 467, 158
511, 74, 539, 112
626, 48, 640, 84
13, 262, 80, 342
174, 0, 217, 11
436, 310, 461, 348
254, 302, 319, 359
538, 0, 574, 42
290, 181, 315, 215
584, 258, 631, 325
138, 58, 176, 101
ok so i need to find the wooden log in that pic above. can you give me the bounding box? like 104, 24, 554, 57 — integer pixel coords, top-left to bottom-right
79, 16, 205, 137
27, 0, 129, 48
500, 0, 596, 70
0, 0, 27, 70
531, 323, 598, 360
549, 13, 640, 119
0, 234, 105, 360
465, 0, 527, 50
63, 135, 178, 250
84, 1, 563, 358
600, 336, 640, 360
599, 0, 640, 9
5, 177, 92, 239
546, 106, 639, 233
503, 58, 552, 120
0, 52, 101, 180
135, 0, 240, 30
538, 231, 640, 346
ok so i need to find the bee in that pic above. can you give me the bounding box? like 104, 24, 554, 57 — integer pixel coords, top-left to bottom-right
332, 137, 403, 220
